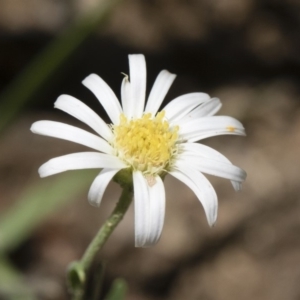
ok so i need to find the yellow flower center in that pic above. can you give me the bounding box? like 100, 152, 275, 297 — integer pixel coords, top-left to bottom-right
113, 111, 179, 175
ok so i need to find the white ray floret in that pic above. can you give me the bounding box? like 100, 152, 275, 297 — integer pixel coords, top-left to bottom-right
31, 54, 247, 247
31, 120, 113, 154
88, 168, 121, 207
128, 54, 146, 118
38, 152, 127, 178
82, 74, 122, 125
145, 70, 176, 115
54, 95, 113, 141
163, 92, 210, 123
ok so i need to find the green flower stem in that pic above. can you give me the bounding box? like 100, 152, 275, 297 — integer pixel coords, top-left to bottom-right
68, 186, 133, 299
81, 187, 132, 269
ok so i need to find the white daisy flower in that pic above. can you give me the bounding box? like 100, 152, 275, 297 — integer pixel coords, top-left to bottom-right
31, 54, 246, 247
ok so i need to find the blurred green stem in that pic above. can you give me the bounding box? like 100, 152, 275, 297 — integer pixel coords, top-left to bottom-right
68, 186, 133, 300
0, 0, 122, 131
0, 255, 37, 300
104, 278, 128, 300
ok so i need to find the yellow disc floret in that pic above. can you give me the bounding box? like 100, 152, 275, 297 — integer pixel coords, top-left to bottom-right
113, 111, 179, 175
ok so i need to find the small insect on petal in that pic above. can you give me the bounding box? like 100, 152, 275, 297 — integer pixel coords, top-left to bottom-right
226, 126, 236, 132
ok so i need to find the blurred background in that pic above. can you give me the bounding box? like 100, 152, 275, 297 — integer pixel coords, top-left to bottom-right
0, 0, 300, 299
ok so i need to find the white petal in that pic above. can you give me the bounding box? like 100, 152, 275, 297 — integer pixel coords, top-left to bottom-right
181, 143, 244, 190
179, 116, 246, 142
176, 156, 247, 184
54, 95, 113, 141
39, 152, 126, 177
170, 166, 217, 226
31, 121, 113, 154
88, 168, 120, 207
129, 54, 147, 118
120, 74, 133, 118
145, 70, 176, 115
82, 74, 122, 124
232, 181, 243, 191
133, 171, 150, 247
181, 142, 232, 161
163, 93, 210, 123
143, 176, 166, 247
179, 98, 222, 124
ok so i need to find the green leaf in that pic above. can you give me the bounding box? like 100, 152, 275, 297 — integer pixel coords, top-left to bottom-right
0, 170, 96, 253
0, 255, 37, 300
104, 278, 128, 300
